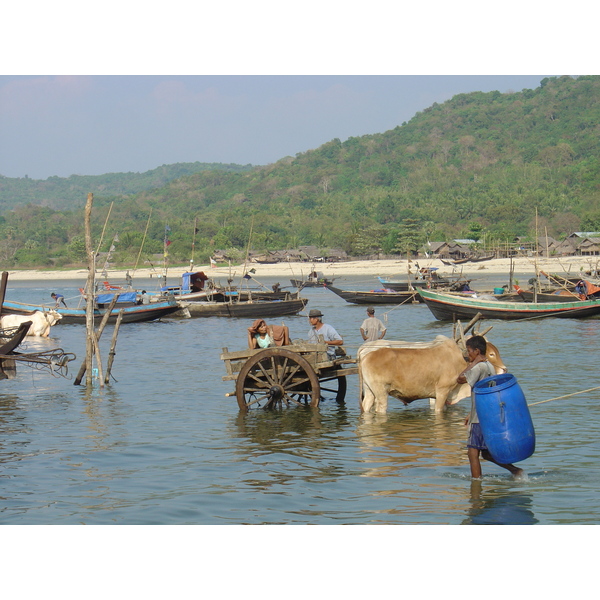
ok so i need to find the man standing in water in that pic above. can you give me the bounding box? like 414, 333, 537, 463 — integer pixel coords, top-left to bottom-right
458, 335, 524, 479
307, 309, 343, 359
359, 306, 386, 342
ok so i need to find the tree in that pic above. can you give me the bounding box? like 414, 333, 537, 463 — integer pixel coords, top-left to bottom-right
67, 236, 87, 263
393, 218, 423, 257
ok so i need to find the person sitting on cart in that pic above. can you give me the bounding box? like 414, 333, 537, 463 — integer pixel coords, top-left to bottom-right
307, 309, 343, 359
248, 319, 290, 349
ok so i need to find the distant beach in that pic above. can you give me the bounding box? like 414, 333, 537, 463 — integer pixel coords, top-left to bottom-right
5, 255, 598, 283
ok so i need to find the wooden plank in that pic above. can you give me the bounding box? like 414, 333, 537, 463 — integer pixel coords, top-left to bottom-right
220, 343, 328, 361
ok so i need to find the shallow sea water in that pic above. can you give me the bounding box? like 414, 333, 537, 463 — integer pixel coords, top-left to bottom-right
1, 275, 599, 525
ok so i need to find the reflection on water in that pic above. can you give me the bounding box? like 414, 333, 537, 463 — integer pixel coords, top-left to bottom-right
463, 480, 538, 525
356, 409, 467, 476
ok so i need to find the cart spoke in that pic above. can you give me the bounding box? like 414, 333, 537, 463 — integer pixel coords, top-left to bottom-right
283, 393, 305, 407
245, 393, 270, 408
235, 348, 321, 411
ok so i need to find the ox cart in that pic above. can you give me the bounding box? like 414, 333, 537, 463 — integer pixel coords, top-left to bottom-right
221, 341, 358, 411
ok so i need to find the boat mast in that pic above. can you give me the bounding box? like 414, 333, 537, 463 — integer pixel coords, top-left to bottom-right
133, 208, 152, 279
190, 217, 198, 272
238, 217, 254, 291
163, 224, 171, 287
534, 208, 540, 301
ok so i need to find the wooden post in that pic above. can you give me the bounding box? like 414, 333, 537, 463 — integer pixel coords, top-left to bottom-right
84, 193, 96, 386
91, 332, 105, 388
0, 271, 8, 317
74, 293, 120, 385
104, 309, 124, 384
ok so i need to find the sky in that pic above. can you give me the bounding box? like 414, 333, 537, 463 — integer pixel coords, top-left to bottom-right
0, 75, 553, 180
1, 5, 593, 181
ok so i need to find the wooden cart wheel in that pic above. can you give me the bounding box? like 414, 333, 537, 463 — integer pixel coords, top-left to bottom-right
236, 348, 321, 412
318, 373, 347, 402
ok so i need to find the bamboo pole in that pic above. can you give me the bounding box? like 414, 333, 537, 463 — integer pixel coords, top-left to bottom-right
84, 193, 96, 387
133, 209, 152, 276
94, 201, 114, 260
91, 331, 105, 387
74, 292, 120, 385
190, 216, 198, 270
104, 309, 124, 384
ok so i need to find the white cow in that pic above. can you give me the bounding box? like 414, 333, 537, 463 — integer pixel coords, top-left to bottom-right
0, 310, 63, 337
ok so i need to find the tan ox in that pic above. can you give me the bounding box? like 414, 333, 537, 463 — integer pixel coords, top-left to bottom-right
358, 335, 505, 414
0, 310, 63, 337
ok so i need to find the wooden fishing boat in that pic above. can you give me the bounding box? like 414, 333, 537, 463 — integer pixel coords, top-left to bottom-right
0, 322, 32, 354
156, 270, 291, 302
377, 267, 463, 291
290, 270, 335, 288
325, 285, 423, 305
514, 278, 600, 303
376, 277, 426, 292
469, 253, 495, 263
515, 288, 582, 303
418, 288, 600, 321
180, 296, 308, 318
1, 297, 181, 324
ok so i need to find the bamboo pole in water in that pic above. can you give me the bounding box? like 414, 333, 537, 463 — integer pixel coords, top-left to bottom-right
104, 309, 124, 384
84, 193, 96, 387
74, 290, 120, 385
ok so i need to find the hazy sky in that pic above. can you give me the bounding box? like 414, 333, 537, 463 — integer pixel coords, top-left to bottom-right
2, 5, 592, 181
1, 75, 552, 180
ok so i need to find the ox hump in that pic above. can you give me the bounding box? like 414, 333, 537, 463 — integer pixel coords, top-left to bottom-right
358, 335, 453, 361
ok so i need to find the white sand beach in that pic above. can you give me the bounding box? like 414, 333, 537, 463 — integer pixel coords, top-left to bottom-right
4, 255, 598, 283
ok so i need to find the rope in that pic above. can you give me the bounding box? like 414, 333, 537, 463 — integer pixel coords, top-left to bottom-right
528, 385, 600, 407
380, 294, 421, 320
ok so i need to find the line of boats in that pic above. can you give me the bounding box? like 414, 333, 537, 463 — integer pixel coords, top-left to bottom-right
2, 266, 599, 327
1, 271, 311, 325
315, 268, 600, 321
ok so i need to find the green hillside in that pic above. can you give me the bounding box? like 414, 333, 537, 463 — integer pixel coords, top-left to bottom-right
1, 75, 599, 269
0, 162, 253, 212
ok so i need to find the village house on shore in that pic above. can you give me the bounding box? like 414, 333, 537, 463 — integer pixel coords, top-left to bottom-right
210, 231, 600, 265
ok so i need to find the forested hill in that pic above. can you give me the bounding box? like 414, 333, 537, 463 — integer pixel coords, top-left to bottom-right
0, 162, 253, 212
118, 75, 600, 256
1, 75, 599, 268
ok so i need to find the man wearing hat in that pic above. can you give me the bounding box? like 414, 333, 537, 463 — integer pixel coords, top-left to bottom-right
360, 306, 386, 342
307, 309, 343, 359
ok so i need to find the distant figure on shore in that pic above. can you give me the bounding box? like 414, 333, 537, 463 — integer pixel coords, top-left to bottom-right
360, 306, 386, 342
51, 292, 67, 308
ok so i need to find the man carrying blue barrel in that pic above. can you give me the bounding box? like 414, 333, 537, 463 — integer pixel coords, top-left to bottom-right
458, 335, 524, 479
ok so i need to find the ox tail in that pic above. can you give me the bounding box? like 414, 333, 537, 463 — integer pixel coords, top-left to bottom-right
358, 366, 364, 412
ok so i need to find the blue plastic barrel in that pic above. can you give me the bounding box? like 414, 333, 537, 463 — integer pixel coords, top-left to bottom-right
474, 373, 535, 464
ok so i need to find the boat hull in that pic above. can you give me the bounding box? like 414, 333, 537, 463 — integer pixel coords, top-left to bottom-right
418, 288, 600, 321
517, 290, 582, 303
325, 285, 423, 305
1, 299, 181, 324
376, 277, 426, 292
290, 279, 334, 288
181, 298, 308, 318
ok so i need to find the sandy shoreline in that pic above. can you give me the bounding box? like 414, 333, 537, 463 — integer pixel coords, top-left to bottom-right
5, 256, 598, 283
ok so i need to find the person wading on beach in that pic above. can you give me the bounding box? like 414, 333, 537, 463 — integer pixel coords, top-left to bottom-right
359, 306, 386, 342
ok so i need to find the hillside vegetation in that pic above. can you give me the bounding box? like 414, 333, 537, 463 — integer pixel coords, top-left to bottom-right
1, 75, 599, 269
0, 162, 253, 212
